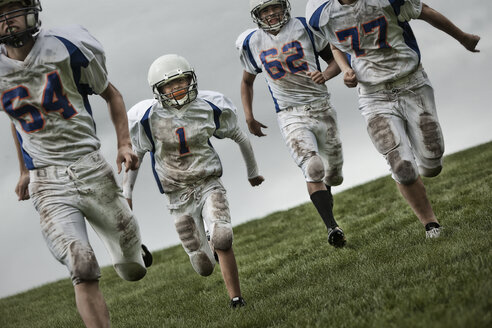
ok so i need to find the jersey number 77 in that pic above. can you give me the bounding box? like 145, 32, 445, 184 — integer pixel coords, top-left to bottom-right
335, 16, 390, 57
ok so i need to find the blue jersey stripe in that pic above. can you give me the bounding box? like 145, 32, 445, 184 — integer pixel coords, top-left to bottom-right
204, 99, 224, 139
296, 17, 321, 71
398, 21, 420, 61
140, 106, 165, 194
389, 0, 405, 16
267, 84, 281, 113
243, 30, 262, 74
389, 0, 420, 61
15, 130, 34, 170
54, 36, 96, 127
308, 1, 330, 32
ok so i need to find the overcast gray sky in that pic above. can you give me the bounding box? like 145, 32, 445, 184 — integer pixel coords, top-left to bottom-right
0, 0, 490, 298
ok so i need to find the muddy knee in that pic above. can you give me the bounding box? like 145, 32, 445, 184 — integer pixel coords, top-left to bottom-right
211, 223, 233, 251
324, 167, 343, 186
175, 214, 214, 276
419, 165, 442, 178
387, 150, 418, 185
306, 155, 325, 182
69, 241, 101, 285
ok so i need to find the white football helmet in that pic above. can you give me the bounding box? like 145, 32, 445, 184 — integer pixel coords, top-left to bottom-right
148, 54, 198, 108
0, 0, 42, 47
250, 0, 290, 33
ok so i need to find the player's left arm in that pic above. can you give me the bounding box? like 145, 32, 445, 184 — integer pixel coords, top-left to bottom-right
11, 123, 30, 201
418, 3, 480, 52
99, 82, 139, 173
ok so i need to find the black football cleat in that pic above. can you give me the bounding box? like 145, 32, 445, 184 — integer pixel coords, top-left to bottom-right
141, 244, 153, 268
230, 296, 246, 308
328, 227, 346, 248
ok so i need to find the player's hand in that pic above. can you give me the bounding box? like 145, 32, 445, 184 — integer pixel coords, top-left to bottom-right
126, 198, 133, 210
249, 175, 264, 187
306, 70, 326, 84
460, 33, 480, 53
117, 144, 140, 174
246, 118, 268, 137
15, 171, 30, 201
343, 69, 358, 88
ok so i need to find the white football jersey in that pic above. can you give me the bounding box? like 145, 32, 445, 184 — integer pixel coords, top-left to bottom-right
306, 0, 423, 85
0, 25, 108, 169
128, 91, 258, 194
236, 17, 331, 111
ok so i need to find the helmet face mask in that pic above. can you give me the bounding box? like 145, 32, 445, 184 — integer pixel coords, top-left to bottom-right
250, 0, 290, 33
0, 0, 42, 48
148, 54, 198, 109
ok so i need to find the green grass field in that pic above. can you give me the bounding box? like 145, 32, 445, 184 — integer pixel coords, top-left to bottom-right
1, 142, 491, 328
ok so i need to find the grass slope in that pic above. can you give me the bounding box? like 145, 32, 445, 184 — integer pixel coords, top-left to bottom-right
1, 142, 491, 328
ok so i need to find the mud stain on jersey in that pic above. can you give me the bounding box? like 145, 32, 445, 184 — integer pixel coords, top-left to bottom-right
153, 118, 174, 142
419, 113, 443, 157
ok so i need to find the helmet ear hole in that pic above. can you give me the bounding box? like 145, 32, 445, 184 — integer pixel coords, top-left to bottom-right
26, 14, 36, 27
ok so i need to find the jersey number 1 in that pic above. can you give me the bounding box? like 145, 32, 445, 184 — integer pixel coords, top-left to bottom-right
1, 71, 78, 133
175, 127, 190, 155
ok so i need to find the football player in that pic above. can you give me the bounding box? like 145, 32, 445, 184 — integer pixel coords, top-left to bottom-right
237, 0, 346, 247
0, 1, 152, 326
122, 54, 264, 308
306, 0, 480, 238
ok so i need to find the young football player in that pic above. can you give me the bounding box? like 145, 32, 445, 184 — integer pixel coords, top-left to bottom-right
306, 0, 480, 238
0, 1, 152, 326
122, 54, 264, 308
236, 0, 346, 247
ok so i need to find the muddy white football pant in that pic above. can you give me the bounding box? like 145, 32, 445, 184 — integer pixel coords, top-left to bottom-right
358, 67, 444, 185
277, 97, 344, 186
29, 151, 147, 285
167, 177, 233, 276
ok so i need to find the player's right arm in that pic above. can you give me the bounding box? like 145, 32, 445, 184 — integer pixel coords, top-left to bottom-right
11, 123, 30, 201
330, 44, 357, 88
241, 70, 268, 137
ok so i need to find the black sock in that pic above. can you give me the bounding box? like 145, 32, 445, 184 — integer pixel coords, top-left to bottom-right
324, 185, 333, 209
425, 222, 440, 231
310, 189, 338, 230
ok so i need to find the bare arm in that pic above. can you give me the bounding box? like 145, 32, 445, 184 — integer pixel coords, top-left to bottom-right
99, 82, 139, 173
418, 3, 480, 52
306, 45, 341, 84
331, 44, 358, 88
240, 71, 267, 137
11, 123, 30, 200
